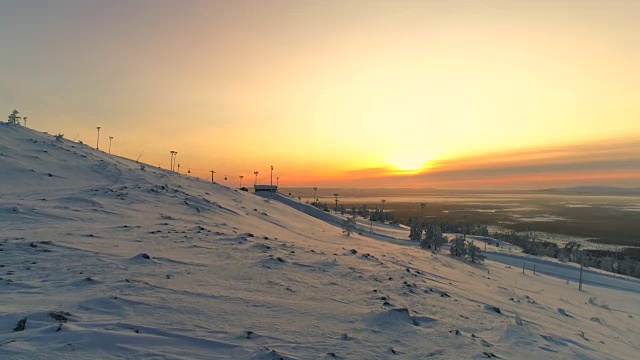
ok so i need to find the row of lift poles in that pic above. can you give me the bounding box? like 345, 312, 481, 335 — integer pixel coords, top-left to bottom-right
95, 128, 277, 189
95, 127, 114, 154
167, 152, 278, 190
95, 128, 589, 292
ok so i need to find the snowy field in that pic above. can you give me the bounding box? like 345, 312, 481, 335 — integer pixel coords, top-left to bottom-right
2, 124, 640, 359
266, 198, 640, 295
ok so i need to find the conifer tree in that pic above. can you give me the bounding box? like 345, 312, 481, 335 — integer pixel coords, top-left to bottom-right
421, 221, 445, 251
342, 216, 357, 236
466, 240, 486, 263
431, 223, 445, 250
450, 235, 466, 258
409, 218, 422, 242
7, 109, 22, 125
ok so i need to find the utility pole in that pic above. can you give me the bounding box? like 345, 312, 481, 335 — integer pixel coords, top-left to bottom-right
239, 175, 244, 188
276, 177, 280, 187
177, 164, 180, 173
313, 187, 318, 204
381, 199, 386, 222
23, 116, 27, 127
108, 136, 113, 154
462, 214, 467, 241
578, 261, 584, 290
96, 127, 101, 149
168, 151, 177, 171
210, 169, 215, 183
254, 171, 259, 185
420, 202, 427, 221
270, 165, 274, 186
333, 193, 339, 213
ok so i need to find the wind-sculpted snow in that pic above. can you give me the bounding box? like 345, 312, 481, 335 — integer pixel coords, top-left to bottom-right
1, 124, 640, 359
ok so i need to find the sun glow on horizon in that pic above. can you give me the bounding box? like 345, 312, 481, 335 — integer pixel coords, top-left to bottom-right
386, 150, 435, 174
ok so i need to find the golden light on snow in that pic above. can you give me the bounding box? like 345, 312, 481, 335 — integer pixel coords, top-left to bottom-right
2, 124, 640, 359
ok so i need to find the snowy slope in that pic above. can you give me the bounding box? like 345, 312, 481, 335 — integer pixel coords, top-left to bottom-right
1, 123, 640, 359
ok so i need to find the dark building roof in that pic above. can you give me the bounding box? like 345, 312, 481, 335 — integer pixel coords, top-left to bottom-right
254, 185, 278, 192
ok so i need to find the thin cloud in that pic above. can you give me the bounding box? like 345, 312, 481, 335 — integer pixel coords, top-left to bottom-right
332, 137, 640, 189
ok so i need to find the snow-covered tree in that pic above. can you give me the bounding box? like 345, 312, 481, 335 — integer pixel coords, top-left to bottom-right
408, 217, 422, 242
633, 261, 640, 278
478, 225, 489, 237
563, 241, 581, 262
466, 240, 486, 263
619, 258, 634, 276
421, 222, 445, 251
450, 235, 466, 258
342, 216, 356, 236
433, 228, 445, 251
7, 109, 22, 125
424, 221, 435, 241
600, 257, 613, 272
420, 222, 431, 249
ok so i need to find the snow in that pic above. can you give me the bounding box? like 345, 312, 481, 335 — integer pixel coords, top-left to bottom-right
510, 214, 567, 222
1, 123, 640, 359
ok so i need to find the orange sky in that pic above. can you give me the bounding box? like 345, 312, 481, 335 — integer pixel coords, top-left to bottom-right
1, 0, 639, 189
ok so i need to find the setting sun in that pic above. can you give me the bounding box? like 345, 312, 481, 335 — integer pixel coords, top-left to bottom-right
386, 150, 433, 173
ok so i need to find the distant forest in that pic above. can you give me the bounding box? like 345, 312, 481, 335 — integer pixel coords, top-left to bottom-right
310, 200, 640, 279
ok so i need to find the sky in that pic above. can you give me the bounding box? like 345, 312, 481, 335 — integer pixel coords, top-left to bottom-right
1, 0, 639, 189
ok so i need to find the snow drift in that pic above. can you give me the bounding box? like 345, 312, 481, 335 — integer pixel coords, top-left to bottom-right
1, 123, 639, 359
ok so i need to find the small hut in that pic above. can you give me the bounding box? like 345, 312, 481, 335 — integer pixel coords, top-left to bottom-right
254, 185, 278, 193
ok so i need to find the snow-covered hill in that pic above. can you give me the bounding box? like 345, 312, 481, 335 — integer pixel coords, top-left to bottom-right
1, 123, 639, 359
